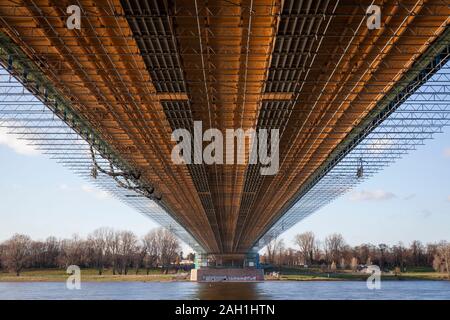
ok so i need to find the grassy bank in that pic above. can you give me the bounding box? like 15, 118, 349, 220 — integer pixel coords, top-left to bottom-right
1, 268, 448, 282
266, 267, 450, 281
0, 268, 190, 282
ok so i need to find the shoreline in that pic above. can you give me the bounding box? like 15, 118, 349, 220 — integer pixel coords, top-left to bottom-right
0, 268, 189, 283
1, 269, 449, 283
270, 272, 450, 282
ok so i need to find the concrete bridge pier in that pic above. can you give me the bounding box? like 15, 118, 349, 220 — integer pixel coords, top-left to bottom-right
190, 252, 264, 282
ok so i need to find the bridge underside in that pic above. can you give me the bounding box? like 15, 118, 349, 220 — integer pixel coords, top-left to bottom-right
0, 0, 449, 254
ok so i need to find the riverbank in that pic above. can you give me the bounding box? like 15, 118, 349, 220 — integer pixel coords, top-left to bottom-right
271, 273, 450, 281
0, 268, 189, 282
266, 269, 450, 281
1, 268, 449, 282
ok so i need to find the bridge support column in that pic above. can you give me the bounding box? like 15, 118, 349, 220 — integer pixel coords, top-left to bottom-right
190, 252, 264, 282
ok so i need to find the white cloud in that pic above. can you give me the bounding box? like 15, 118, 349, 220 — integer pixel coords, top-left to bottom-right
349, 189, 396, 202
419, 209, 432, 218
81, 184, 110, 200
403, 193, 416, 200
447, 195, 450, 202
59, 184, 69, 191
0, 127, 39, 156
444, 148, 450, 158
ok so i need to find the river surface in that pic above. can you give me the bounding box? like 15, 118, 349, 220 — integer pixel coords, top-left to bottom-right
0, 281, 450, 300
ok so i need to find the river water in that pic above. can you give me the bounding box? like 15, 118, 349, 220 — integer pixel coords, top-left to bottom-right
0, 281, 450, 300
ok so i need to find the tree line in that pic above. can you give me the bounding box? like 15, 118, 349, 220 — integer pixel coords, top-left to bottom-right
2, 228, 449, 277
263, 232, 450, 276
0, 227, 190, 276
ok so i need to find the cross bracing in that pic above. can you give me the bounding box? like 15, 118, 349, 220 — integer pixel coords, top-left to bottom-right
260, 42, 450, 246
0, 65, 205, 253
0, 0, 449, 254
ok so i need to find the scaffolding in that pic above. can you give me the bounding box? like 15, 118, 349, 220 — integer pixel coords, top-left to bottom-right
0, 0, 450, 254
0, 62, 205, 253
259, 38, 450, 246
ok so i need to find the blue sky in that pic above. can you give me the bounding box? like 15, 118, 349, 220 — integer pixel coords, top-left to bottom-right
0, 125, 449, 250
0, 128, 159, 242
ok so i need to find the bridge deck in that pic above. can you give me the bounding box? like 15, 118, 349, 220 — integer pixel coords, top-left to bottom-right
0, 0, 449, 253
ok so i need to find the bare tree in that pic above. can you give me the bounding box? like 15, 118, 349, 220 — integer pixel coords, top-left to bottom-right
44, 237, 60, 268
5, 228, 450, 276
143, 230, 159, 274
432, 254, 444, 272
0, 243, 6, 270
264, 236, 285, 264
378, 243, 388, 270
88, 228, 109, 275
324, 233, 346, 265
264, 235, 283, 265
356, 244, 371, 266
392, 242, 407, 271
410, 240, 424, 267
118, 231, 137, 275
133, 240, 147, 275
426, 243, 438, 266
4, 234, 32, 276
29, 240, 45, 268
294, 231, 315, 265
437, 241, 450, 279
59, 234, 87, 268
265, 237, 276, 264
313, 240, 322, 262
105, 229, 120, 275
154, 228, 180, 273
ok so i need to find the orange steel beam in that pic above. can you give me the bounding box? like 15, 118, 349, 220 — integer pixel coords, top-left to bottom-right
0, 0, 219, 252
236, 0, 450, 251
171, 0, 281, 252
1, 0, 449, 253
